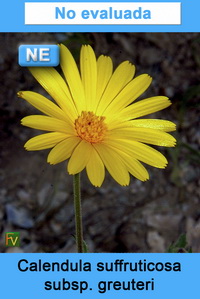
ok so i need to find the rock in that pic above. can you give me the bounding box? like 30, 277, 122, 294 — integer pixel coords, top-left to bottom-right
147, 231, 165, 252
37, 183, 53, 207
23, 242, 39, 253
5, 247, 24, 253
0, 188, 7, 202
5, 203, 34, 229
139, 48, 163, 66
186, 217, 200, 252
17, 189, 30, 201
52, 191, 68, 208
0, 204, 4, 221
146, 214, 182, 231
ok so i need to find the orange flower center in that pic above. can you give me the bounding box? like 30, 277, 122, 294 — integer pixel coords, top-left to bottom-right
75, 111, 107, 143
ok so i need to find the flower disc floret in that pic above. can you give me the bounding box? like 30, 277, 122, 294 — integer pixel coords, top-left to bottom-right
75, 111, 107, 143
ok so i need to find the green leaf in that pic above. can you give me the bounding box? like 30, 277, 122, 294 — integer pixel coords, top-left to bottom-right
167, 234, 192, 253
83, 240, 89, 253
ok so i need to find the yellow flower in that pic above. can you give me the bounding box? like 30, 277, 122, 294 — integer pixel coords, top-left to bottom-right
18, 44, 176, 187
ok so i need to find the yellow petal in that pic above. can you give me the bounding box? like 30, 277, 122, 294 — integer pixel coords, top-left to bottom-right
106, 118, 129, 131
125, 158, 149, 182
107, 147, 149, 181
24, 132, 68, 151
80, 45, 97, 111
96, 61, 135, 114
86, 147, 105, 187
94, 143, 130, 186
107, 117, 176, 133
68, 140, 92, 174
47, 136, 80, 165
96, 55, 113, 104
119, 96, 171, 120
21, 115, 74, 134
29, 67, 77, 121
104, 74, 152, 116
104, 139, 168, 168
108, 127, 176, 147
59, 44, 85, 112
18, 91, 66, 121
130, 119, 176, 132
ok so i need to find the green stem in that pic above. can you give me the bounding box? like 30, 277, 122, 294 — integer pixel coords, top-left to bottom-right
73, 173, 83, 253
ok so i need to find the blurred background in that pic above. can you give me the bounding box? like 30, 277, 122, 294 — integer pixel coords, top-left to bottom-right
0, 33, 199, 253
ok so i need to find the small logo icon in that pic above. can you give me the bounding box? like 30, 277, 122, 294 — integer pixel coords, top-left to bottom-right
18, 45, 59, 67
5, 232, 20, 247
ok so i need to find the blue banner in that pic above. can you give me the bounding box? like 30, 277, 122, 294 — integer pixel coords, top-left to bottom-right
0, 0, 200, 32
1, 253, 199, 298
